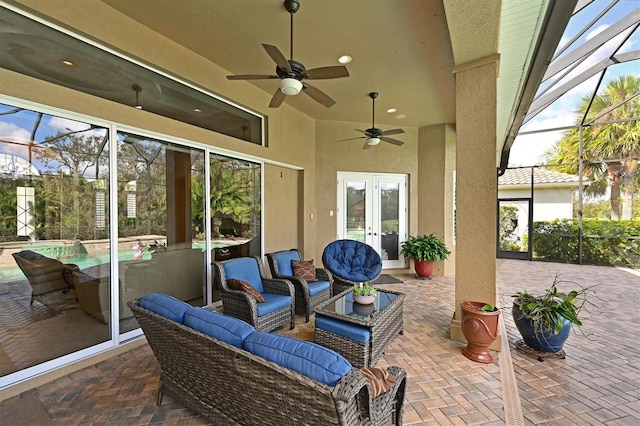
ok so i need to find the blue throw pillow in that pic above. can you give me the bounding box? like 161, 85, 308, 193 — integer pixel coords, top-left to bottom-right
139, 293, 191, 323
183, 307, 255, 348
243, 332, 353, 387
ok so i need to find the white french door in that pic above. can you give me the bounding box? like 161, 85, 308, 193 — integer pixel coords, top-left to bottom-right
337, 172, 407, 269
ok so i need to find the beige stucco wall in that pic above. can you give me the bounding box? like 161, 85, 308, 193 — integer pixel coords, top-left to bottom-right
417, 123, 456, 277
313, 120, 420, 262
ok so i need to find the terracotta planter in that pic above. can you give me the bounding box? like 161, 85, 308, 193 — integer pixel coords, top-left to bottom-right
414, 260, 435, 277
460, 301, 501, 363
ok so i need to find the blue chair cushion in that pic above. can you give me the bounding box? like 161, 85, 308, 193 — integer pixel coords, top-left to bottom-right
257, 293, 292, 316
183, 307, 255, 348
139, 293, 191, 323
275, 250, 300, 276
315, 315, 371, 343
308, 280, 331, 296
322, 240, 382, 282
223, 257, 264, 293
243, 332, 353, 386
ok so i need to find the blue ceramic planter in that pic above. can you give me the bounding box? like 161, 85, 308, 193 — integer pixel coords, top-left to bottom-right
512, 302, 571, 353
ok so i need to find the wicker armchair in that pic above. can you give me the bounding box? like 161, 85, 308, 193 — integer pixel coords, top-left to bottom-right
214, 256, 295, 331
265, 249, 333, 322
322, 240, 383, 295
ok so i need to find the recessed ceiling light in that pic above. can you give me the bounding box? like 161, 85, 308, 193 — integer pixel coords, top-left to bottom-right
395, 114, 406, 120
193, 108, 202, 113
386, 108, 397, 113
338, 55, 352, 64
60, 60, 75, 67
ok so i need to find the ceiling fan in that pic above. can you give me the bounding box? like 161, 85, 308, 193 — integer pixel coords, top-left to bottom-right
340, 92, 405, 149
226, 0, 349, 108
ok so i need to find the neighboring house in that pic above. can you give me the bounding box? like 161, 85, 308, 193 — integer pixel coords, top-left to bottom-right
498, 168, 588, 241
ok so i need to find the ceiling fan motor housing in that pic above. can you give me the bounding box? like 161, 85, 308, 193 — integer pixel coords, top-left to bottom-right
284, 0, 300, 14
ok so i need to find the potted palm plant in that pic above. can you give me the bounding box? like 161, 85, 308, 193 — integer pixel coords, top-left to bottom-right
400, 233, 450, 277
512, 275, 592, 354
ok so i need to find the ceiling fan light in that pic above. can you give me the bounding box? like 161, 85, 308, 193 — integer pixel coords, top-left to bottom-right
367, 137, 381, 146
280, 78, 302, 95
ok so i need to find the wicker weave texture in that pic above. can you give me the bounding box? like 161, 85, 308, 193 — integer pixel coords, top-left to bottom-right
129, 299, 406, 425
213, 257, 295, 331
314, 289, 405, 368
265, 249, 334, 322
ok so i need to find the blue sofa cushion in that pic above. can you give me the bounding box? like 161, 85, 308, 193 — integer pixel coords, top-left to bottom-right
223, 257, 264, 293
322, 240, 382, 282
275, 250, 299, 276
139, 293, 191, 323
315, 315, 371, 343
308, 280, 331, 296
257, 293, 292, 316
243, 332, 353, 386
183, 307, 255, 348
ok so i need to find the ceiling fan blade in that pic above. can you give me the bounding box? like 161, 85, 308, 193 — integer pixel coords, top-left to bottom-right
269, 89, 286, 108
303, 66, 350, 80
363, 141, 372, 150
262, 44, 292, 73
227, 74, 279, 80
354, 129, 368, 134
381, 136, 405, 146
302, 83, 336, 107
380, 128, 405, 136
338, 136, 365, 142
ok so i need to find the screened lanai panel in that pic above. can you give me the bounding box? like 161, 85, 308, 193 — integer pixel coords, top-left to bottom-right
524, 0, 639, 125
506, 0, 639, 267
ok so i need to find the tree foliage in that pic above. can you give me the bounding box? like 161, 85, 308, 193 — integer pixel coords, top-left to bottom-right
544, 75, 640, 220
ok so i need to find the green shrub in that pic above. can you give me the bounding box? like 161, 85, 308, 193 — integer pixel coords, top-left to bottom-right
532, 219, 640, 267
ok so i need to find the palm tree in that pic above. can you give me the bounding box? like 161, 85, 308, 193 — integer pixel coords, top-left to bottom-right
545, 75, 640, 220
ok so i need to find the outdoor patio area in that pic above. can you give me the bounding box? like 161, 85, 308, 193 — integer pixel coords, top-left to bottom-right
1, 258, 638, 425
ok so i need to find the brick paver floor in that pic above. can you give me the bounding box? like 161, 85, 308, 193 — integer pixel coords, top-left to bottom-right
1, 259, 638, 425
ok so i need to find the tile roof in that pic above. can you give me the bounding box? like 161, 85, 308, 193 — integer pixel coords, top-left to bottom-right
499, 168, 583, 186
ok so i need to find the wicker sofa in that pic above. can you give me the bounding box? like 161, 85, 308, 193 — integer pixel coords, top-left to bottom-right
129, 294, 406, 425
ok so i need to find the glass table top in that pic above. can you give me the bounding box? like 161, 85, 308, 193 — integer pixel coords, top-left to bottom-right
318, 290, 399, 321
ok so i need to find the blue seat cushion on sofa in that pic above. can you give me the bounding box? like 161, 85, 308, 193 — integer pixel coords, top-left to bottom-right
257, 293, 292, 316
322, 240, 382, 282
243, 332, 353, 387
275, 250, 300, 276
315, 315, 371, 343
139, 293, 191, 323
223, 257, 264, 293
308, 280, 331, 296
183, 307, 255, 348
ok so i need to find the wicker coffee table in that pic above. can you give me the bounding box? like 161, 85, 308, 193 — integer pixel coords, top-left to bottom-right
314, 288, 404, 368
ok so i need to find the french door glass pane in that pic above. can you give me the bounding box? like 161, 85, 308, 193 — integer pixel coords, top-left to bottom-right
380, 182, 400, 261
346, 180, 366, 242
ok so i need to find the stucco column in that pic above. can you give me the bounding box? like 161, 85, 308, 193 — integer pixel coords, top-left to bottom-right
418, 124, 456, 277
450, 58, 500, 348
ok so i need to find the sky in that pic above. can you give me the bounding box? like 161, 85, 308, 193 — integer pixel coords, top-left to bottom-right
508, 0, 639, 167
